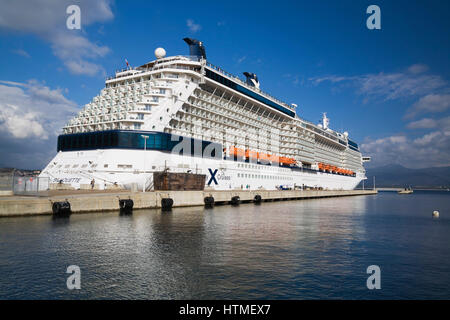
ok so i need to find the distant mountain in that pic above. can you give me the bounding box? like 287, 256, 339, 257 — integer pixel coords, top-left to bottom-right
0, 168, 41, 177
361, 164, 450, 188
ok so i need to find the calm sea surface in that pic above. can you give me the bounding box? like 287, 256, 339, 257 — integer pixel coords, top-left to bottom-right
0, 190, 449, 299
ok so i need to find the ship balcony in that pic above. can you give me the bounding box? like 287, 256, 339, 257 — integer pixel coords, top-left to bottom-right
129, 108, 152, 114
159, 75, 180, 81
152, 82, 172, 88
141, 99, 160, 105
143, 95, 165, 101
122, 117, 145, 123
147, 90, 167, 95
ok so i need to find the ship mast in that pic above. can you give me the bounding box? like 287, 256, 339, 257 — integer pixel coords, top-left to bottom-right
322, 112, 329, 130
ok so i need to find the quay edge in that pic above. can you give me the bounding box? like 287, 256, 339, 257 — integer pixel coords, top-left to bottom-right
0, 189, 377, 217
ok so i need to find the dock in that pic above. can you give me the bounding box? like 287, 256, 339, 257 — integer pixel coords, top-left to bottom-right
375, 188, 404, 192
0, 189, 377, 217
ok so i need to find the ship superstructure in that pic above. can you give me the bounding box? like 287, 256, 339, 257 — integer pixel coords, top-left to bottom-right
40, 38, 369, 190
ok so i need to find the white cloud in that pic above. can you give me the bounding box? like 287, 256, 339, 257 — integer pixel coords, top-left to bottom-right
12, 49, 31, 58
407, 116, 450, 130
362, 128, 450, 168
413, 131, 442, 146
0, 104, 46, 139
310, 65, 450, 168
0, 80, 77, 140
405, 94, 450, 119
407, 118, 437, 129
187, 19, 201, 33
283, 74, 302, 86
310, 65, 447, 102
0, 0, 113, 76
407, 64, 429, 74
237, 56, 246, 63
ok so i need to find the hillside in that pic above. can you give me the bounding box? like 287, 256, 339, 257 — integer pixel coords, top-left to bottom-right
361, 164, 450, 188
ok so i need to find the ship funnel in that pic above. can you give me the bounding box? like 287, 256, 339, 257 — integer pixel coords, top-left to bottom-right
183, 38, 206, 59
243, 72, 260, 89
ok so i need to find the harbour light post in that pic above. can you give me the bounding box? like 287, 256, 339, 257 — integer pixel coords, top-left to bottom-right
141, 135, 149, 192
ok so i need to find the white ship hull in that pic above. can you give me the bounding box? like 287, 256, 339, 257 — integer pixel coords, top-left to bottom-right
40, 149, 363, 191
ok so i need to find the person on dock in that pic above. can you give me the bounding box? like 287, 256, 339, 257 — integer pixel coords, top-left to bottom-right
90, 179, 95, 190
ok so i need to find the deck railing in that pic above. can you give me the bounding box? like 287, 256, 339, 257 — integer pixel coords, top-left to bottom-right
205, 62, 295, 112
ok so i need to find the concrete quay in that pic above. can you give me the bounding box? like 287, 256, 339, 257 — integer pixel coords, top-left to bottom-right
0, 189, 377, 217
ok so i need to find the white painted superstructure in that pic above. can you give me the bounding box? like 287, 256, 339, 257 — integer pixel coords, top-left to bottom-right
40, 38, 369, 191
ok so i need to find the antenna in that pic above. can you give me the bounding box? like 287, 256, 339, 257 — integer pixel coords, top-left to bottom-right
322, 112, 329, 129
125, 59, 131, 70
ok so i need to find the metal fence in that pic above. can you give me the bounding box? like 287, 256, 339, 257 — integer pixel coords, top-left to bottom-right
12, 176, 49, 196
0, 173, 14, 191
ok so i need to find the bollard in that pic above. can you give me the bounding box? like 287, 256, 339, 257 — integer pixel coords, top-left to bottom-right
161, 198, 174, 211
204, 196, 215, 208
254, 194, 262, 204
231, 196, 240, 206
52, 201, 71, 216
119, 199, 134, 214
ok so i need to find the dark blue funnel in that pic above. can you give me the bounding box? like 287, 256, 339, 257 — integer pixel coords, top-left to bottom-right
183, 38, 207, 59
243, 72, 260, 88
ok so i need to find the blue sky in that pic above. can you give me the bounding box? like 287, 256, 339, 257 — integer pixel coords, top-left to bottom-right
0, 0, 449, 169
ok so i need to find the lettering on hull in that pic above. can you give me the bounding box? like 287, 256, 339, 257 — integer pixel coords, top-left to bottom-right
207, 168, 231, 185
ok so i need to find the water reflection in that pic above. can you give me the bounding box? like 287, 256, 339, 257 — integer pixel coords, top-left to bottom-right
1, 192, 449, 299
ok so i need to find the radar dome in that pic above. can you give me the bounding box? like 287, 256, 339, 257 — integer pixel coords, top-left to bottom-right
344, 131, 349, 137
154, 47, 166, 59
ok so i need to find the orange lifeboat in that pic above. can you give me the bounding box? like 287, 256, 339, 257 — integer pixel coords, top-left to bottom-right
317, 163, 354, 175
271, 155, 280, 163
258, 153, 271, 162
245, 149, 258, 160
279, 156, 296, 165
256, 152, 279, 164
228, 146, 245, 157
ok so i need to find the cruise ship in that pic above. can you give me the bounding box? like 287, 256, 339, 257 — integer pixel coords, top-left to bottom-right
40, 38, 370, 191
